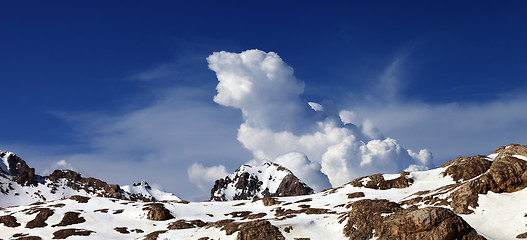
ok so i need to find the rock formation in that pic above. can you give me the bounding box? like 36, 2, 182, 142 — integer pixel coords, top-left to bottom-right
211, 162, 314, 201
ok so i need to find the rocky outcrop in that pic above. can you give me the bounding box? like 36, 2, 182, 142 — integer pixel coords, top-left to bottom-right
0, 214, 21, 227
1, 150, 181, 207
344, 199, 485, 240
206, 219, 285, 240
350, 172, 414, 190
275, 174, 314, 197
441, 155, 492, 182
397, 144, 527, 214
211, 162, 313, 201
26, 208, 54, 228
47, 170, 125, 200
146, 203, 173, 221
237, 220, 285, 240
52, 212, 86, 227
167, 219, 206, 230
211, 171, 262, 201
0, 152, 39, 186
52, 228, 94, 239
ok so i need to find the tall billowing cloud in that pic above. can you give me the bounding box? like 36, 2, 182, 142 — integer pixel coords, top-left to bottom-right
206, 49, 431, 189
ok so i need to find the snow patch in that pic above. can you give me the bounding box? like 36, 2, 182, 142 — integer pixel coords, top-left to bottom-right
487, 153, 498, 161
513, 155, 527, 161
0, 151, 13, 173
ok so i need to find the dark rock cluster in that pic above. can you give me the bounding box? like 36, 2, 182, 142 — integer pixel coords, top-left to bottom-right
0, 152, 39, 186
344, 199, 485, 240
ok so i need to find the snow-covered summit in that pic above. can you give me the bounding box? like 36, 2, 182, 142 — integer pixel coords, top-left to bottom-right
121, 181, 181, 202
210, 162, 314, 201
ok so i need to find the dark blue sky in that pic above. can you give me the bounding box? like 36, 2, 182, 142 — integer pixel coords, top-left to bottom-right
1, 1, 527, 200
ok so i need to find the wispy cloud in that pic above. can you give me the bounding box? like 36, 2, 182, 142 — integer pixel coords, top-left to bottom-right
40, 86, 251, 201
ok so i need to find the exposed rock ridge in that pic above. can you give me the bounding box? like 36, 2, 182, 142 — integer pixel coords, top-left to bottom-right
0, 151, 181, 206
402, 143, 527, 214
211, 162, 314, 201
0, 151, 40, 186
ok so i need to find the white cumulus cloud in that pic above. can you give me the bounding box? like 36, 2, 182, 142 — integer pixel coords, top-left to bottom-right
206, 49, 432, 189
188, 163, 229, 191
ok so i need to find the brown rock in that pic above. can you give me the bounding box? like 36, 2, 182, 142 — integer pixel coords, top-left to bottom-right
243, 212, 267, 220
0, 152, 39, 186
237, 220, 285, 240
274, 174, 314, 197
206, 219, 240, 235
143, 230, 167, 240
52, 212, 86, 227
350, 172, 413, 190
225, 211, 252, 218
47, 170, 126, 200
113, 209, 124, 214
167, 219, 206, 230
146, 203, 173, 221
10, 234, 43, 240
343, 199, 485, 240
0, 215, 21, 227
262, 197, 281, 206
52, 229, 94, 239
114, 227, 130, 234
347, 192, 365, 199
380, 207, 479, 240
441, 155, 492, 182
517, 232, 527, 239
26, 208, 54, 228
446, 149, 527, 214
69, 195, 90, 203
492, 144, 527, 158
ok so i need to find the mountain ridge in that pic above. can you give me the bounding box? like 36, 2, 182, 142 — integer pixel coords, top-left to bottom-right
1, 144, 527, 239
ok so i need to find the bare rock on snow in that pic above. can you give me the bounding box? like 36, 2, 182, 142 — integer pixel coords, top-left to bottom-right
344, 199, 485, 240
146, 203, 173, 221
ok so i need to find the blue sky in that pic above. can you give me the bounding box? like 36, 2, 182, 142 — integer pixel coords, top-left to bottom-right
1, 1, 527, 200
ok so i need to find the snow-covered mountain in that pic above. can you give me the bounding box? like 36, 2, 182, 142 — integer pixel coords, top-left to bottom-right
1, 144, 527, 239
122, 181, 180, 202
0, 151, 180, 207
210, 162, 314, 201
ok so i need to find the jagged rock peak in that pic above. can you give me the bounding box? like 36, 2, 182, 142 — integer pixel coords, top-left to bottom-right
0, 150, 39, 186
490, 143, 527, 160
210, 162, 314, 201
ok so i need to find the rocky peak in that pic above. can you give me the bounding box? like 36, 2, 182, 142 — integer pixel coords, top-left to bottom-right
46, 169, 126, 200
210, 162, 314, 201
0, 150, 181, 207
0, 151, 39, 186
491, 143, 527, 160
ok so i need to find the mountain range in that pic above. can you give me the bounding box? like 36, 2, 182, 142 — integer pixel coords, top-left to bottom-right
1, 144, 527, 239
